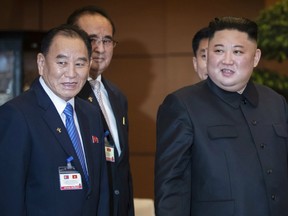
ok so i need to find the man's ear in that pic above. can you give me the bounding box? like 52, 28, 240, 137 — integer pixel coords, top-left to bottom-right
37, 53, 45, 76
253, 48, 261, 67
192, 56, 198, 73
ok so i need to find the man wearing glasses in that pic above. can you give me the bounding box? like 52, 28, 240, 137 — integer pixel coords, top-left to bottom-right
67, 6, 134, 216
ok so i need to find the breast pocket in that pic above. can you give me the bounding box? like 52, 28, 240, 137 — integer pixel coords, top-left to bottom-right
273, 123, 288, 138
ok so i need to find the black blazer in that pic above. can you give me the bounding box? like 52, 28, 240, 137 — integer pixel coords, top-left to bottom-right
78, 77, 134, 216
0, 78, 109, 216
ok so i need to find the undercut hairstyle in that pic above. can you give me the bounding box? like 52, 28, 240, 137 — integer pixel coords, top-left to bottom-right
40, 24, 92, 58
208, 16, 258, 42
192, 27, 210, 56
67, 5, 116, 35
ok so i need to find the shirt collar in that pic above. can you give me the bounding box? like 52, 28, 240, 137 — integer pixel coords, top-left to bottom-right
88, 75, 102, 82
207, 77, 259, 108
242, 80, 259, 107
39, 76, 75, 115
88, 75, 103, 90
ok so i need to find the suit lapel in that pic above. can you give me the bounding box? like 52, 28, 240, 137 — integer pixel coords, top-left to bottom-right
33, 80, 89, 188
78, 81, 98, 106
80, 78, 127, 162
102, 78, 126, 162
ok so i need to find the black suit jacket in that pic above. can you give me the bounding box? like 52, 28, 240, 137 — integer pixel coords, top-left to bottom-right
0, 78, 109, 216
78, 77, 134, 216
155, 78, 288, 216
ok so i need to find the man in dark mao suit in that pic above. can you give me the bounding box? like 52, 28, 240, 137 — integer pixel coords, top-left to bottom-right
155, 16, 288, 216
67, 6, 134, 216
0, 24, 109, 216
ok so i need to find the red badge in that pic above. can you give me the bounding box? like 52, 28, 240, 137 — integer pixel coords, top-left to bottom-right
92, 135, 99, 143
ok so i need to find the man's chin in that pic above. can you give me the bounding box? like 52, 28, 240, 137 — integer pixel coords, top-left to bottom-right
91, 61, 99, 69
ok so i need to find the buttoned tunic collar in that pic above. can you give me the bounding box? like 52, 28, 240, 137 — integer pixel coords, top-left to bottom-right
206, 77, 259, 109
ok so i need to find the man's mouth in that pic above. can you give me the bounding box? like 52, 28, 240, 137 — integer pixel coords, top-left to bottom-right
221, 69, 234, 76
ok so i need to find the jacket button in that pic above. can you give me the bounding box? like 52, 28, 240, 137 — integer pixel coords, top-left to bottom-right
114, 190, 120, 195
266, 169, 273, 174
271, 194, 276, 200
260, 143, 266, 149
251, 120, 257, 125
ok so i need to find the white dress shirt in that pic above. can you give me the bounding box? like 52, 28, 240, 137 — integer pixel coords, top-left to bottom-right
89, 75, 121, 156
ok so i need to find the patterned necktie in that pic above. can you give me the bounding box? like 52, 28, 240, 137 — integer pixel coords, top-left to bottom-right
94, 80, 112, 135
91, 79, 122, 156
63, 103, 89, 185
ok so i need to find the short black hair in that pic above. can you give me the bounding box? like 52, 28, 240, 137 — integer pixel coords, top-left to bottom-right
192, 27, 210, 56
67, 5, 116, 35
40, 24, 92, 58
209, 16, 258, 41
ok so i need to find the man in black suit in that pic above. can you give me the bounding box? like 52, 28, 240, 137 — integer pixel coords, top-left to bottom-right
155, 16, 288, 216
67, 6, 134, 216
0, 24, 109, 216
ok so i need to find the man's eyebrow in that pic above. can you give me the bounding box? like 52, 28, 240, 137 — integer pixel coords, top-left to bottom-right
89, 34, 113, 39
88, 34, 97, 38
233, 45, 244, 48
77, 57, 89, 62
55, 55, 88, 62
213, 44, 224, 47
56, 54, 68, 59
213, 44, 244, 48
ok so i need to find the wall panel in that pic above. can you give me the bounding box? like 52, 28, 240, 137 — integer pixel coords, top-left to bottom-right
0, 0, 267, 199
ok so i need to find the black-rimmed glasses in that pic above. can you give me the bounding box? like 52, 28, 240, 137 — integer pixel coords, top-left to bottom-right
89, 36, 117, 48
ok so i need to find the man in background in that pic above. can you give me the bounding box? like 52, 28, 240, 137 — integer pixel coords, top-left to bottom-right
192, 27, 210, 80
67, 6, 134, 216
0, 24, 109, 216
